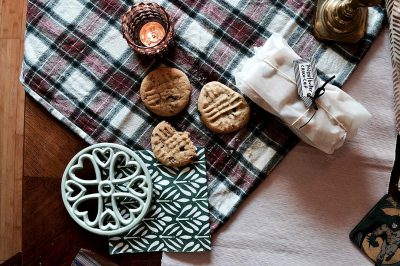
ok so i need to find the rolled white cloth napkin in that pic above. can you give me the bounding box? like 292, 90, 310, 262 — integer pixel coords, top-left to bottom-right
234, 33, 372, 154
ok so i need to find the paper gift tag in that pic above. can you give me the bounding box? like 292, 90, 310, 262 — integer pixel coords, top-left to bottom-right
109, 148, 212, 254
293, 59, 319, 108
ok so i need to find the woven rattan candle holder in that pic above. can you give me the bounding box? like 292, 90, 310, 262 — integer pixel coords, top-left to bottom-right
121, 2, 174, 57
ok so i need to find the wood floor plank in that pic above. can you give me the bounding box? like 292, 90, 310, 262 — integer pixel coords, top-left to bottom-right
0, 0, 25, 261
0, 0, 25, 39
24, 98, 87, 178
12, 1, 26, 259
0, 38, 23, 262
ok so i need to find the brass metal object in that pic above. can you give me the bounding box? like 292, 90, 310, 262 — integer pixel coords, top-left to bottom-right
313, 0, 381, 43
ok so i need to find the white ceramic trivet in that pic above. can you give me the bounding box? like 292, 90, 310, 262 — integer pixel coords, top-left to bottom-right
61, 143, 153, 236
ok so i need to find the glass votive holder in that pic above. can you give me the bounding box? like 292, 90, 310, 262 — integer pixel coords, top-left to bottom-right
121, 2, 174, 57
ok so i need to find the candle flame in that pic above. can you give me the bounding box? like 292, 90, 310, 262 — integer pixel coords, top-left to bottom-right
139, 22, 166, 47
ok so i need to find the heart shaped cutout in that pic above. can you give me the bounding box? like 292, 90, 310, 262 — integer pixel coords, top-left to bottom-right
65, 180, 87, 202
110, 151, 141, 184
72, 193, 103, 227
69, 154, 101, 185
99, 209, 120, 231
127, 175, 148, 198
92, 147, 114, 169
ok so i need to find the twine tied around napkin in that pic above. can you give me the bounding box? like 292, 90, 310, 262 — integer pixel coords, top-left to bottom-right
234, 33, 371, 154
300, 75, 336, 128
261, 56, 338, 129
309, 75, 335, 109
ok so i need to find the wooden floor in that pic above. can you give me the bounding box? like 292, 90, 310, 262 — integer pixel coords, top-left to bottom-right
22, 97, 161, 265
0, 0, 26, 262
0, 2, 161, 264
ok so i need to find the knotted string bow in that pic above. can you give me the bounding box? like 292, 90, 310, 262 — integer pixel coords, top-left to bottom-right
300, 75, 336, 128
308, 75, 336, 110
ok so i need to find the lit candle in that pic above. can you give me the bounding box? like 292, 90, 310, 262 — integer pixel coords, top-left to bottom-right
122, 2, 174, 56
139, 21, 166, 47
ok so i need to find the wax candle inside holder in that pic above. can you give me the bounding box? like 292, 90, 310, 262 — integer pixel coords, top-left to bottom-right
122, 2, 174, 57
140, 21, 166, 47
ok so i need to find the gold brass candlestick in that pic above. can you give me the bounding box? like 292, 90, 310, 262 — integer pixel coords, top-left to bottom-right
313, 0, 381, 43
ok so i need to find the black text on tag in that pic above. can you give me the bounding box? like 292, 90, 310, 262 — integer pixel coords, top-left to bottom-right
293, 59, 319, 108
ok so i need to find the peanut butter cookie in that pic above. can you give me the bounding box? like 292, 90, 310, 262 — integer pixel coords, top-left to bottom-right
151, 121, 197, 167
198, 81, 250, 134
140, 67, 191, 117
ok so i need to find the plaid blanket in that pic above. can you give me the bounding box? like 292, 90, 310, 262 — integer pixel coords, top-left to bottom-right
21, 0, 385, 232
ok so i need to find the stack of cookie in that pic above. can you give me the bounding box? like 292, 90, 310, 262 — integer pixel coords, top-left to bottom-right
140, 66, 250, 167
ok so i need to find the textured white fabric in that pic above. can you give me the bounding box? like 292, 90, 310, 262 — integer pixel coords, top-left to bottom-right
162, 28, 396, 266
235, 33, 372, 154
